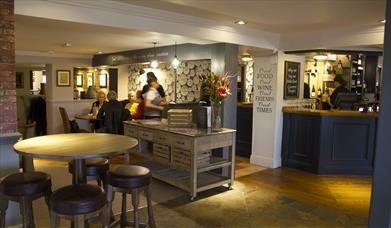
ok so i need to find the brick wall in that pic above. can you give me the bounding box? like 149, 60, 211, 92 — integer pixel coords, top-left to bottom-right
0, 0, 16, 134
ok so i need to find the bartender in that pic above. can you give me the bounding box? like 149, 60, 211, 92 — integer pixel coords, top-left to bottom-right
329, 76, 350, 108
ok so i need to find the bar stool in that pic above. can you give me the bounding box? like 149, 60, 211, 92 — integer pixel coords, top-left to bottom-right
49, 184, 107, 228
68, 158, 109, 187
0, 172, 52, 228
106, 165, 155, 228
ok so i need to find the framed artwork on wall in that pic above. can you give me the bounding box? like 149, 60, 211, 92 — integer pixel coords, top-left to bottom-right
87, 72, 94, 87
76, 74, 83, 87
283, 61, 300, 99
56, 70, 71, 87
16, 72, 24, 88
99, 73, 107, 88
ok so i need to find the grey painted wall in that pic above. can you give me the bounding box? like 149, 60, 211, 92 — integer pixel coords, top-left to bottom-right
369, 0, 391, 226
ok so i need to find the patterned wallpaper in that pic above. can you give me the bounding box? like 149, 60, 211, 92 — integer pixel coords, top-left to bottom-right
128, 60, 211, 103
244, 61, 254, 102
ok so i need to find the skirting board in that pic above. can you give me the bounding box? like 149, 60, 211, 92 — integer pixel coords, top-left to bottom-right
250, 154, 281, 168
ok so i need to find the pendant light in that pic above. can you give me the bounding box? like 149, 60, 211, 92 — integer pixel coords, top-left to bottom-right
172, 41, 180, 69
150, 42, 159, 69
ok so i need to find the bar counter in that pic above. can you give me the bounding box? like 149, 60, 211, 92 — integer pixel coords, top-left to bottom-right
281, 107, 377, 175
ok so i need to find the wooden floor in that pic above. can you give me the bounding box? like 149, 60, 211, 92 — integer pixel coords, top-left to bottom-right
34, 156, 372, 227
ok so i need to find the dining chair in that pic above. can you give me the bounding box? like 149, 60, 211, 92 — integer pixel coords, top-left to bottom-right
18, 122, 36, 171
58, 107, 89, 133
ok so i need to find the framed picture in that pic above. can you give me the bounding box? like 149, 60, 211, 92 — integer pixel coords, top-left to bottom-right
56, 70, 71, 87
76, 74, 83, 87
16, 72, 24, 88
99, 73, 107, 88
284, 61, 300, 99
87, 72, 94, 87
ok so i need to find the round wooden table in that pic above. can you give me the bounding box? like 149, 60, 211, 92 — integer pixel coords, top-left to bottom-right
13, 133, 138, 184
75, 114, 96, 120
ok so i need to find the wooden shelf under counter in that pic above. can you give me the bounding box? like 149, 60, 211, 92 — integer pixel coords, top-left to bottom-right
123, 120, 236, 200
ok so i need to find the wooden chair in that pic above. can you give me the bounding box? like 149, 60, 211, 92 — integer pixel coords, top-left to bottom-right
59, 107, 89, 133
19, 122, 36, 170
23, 122, 36, 139
58, 107, 72, 133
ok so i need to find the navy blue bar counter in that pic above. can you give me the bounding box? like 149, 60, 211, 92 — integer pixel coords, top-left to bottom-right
281, 107, 378, 176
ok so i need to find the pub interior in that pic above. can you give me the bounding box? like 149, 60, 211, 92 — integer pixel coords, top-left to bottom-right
1, 0, 390, 227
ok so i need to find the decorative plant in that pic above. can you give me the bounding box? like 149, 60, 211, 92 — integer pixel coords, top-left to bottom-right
202, 72, 232, 104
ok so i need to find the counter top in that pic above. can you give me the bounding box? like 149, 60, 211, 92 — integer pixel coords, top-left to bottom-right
123, 119, 236, 137
282, 107, 378, 118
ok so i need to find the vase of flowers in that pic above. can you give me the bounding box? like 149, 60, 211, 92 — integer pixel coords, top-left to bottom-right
202, 73, 231, 131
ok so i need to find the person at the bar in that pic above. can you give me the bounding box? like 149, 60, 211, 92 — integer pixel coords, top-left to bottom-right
329, 76, 350, 108
143, 81, 167, 119
90, 90, 107, 115
125, 90, 143, 119
141, 72, 166, 101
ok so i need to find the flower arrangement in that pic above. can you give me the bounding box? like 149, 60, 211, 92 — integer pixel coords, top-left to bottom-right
202, 72, 232, 104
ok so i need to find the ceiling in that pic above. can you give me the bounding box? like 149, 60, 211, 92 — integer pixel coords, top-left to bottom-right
119, 0, 387, 34
14, 0, 386, 57
15, 15, 214, 56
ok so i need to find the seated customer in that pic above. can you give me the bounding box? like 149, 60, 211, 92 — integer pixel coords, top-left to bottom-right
90, 90, 106, 114
125, 90, 143, 119
97, 91, 130, 134
143, 81, 167, 119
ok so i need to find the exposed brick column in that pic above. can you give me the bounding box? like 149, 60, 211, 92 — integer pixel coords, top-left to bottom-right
0, 0, 16, 134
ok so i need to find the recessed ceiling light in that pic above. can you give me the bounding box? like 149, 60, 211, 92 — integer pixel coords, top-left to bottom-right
48, 50, 55, 54
379, 19, 386, 24
63, 42, 72, 47
97, 51, 103, 54
235, 20, 247, 25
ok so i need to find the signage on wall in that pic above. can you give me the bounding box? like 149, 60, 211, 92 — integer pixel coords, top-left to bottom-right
284, 61, 300, 99
254, 67, 274, 113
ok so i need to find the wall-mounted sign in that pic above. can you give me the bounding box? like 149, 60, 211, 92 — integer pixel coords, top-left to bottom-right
284, 61, 300, 99
254, 67, 275, 113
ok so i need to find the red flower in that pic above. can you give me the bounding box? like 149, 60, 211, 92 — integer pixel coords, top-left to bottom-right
217, 86, 228, 97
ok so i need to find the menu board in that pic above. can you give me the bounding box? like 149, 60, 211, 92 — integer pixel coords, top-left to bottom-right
284, 61, 300, 99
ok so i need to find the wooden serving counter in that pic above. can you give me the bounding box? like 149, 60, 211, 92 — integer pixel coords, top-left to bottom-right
282, 107, 378, 118
281, 107, 377, 175
123, 120, 236, 200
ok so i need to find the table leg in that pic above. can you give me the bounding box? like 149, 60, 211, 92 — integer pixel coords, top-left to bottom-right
72, 159, 86, 185
22, 155, 35, 172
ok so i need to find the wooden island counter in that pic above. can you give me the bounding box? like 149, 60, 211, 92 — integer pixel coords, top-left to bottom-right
282, 107, 377, 175
123, 120, 236, 200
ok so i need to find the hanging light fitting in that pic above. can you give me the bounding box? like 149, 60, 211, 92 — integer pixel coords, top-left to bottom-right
150, 42, 159, 69
172, 41, 180, 69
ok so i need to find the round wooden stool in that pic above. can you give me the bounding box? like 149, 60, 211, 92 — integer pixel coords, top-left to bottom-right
68, 158, 109, 187
106, 165, 155, 228
49, 184, 107, 228
0, 172, 52, 228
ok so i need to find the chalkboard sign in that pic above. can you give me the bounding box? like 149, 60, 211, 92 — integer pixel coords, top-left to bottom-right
284, 61, 300, 99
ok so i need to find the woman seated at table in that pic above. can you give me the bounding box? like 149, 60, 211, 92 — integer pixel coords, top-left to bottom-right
90, 90, 107, 115
125, 90, 144, 119
97, 91, 131, 134
143, 81, 167, 119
